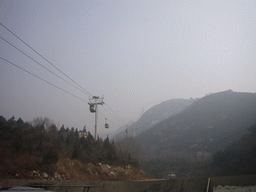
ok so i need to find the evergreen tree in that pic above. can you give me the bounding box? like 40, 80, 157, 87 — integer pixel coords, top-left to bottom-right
8, 116, 15, 126
59, 125, 65, 133
75, 128, 79, 137
16, 118, 24, 127
71, 127, 75, 135
12, 133, 24, 153
72, 139, 81, 159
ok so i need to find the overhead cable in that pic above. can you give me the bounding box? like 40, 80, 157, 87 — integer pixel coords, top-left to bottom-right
97, 108, 124, 127
104, 103, 127, 126
0, 57, 88, 103
2, 1, 70, 68
0, 36, 88, 95
0, 23, 93, 97
1, 22, 128, 128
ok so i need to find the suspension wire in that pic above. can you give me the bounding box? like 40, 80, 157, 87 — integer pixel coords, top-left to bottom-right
97, 109, 123, 127
0, 57, 88, 103
106, 117, 123, 127
102, 106, 126, 127
2, 2, 70, 66
88, 103, 123, 126
1, 55, 124, 128
2, 3, 92, 95
104, 103, 128, 126
0, 22, 129, 128
99, 107, 124, 127
0, 23, 93, 97
0, 36, 89, 95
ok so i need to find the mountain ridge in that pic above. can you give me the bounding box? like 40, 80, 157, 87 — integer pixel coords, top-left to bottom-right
136, 90, 256, 156
112, 98, 197, 140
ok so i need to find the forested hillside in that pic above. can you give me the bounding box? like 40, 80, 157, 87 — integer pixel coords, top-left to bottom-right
0, 116, 151, 180
1, 90, 256, 180
137, 90, 256, 178
212, 123, 256, 176
138, 90, 256, 154
113, 98, 197, 140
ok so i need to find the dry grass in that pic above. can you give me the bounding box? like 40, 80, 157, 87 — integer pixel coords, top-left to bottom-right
0, 148, 153, 181
0, 150, 42, 179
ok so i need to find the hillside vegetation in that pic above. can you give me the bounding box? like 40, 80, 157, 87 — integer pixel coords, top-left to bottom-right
0, 116, 152, 180
136, 90, 256, 178
2, 90, 256, 180
212, 123, 256, 176
113, 98, 197, 140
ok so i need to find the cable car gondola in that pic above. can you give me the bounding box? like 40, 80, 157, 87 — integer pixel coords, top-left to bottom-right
105, 118, 109, 129
89, 104, 97, 113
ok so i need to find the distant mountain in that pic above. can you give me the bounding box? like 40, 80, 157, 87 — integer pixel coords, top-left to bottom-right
112, 98, 197, 140
136, 90, 256, 157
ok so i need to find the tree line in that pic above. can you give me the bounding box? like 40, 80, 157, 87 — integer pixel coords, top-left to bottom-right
212, 123, 256, 176
0, 115, 139, 178
140, 123, 256, 179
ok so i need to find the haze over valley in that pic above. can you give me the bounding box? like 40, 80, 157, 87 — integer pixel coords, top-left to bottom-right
1, 0, 256, 180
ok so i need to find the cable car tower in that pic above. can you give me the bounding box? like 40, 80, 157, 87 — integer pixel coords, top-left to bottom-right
88, 96, 104, 139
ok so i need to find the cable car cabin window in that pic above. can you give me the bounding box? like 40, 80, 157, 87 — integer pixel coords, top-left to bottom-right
90, 104, 97, 113
105, 123, 109, 128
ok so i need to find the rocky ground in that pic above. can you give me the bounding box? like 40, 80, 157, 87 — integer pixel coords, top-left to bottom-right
6, 158, 154, 181
213, 185, 256, 192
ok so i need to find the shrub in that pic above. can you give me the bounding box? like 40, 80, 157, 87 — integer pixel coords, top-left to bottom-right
43, 149, 59, 165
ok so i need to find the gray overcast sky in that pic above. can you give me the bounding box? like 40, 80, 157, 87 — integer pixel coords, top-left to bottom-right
1, 0, 256, 135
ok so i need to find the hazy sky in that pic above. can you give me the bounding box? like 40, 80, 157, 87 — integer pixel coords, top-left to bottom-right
1, 0, 256, 135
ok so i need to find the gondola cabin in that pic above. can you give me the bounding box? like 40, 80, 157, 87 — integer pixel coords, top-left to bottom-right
105, 123, 109, 129
89, 104, 97, 113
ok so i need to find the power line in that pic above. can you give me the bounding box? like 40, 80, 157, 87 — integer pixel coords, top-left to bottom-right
0, 23, 93, 97
0, 36, 89, 95
0, 57, 88, 103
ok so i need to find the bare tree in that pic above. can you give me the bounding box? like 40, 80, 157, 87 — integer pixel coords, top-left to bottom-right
31, 117, 54, 131
115, 137, 147, 162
